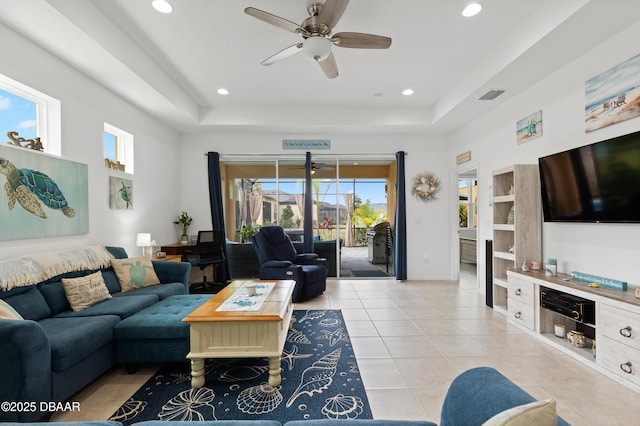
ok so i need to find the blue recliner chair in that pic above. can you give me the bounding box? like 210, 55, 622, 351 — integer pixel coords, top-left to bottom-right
252, 226, 328, 302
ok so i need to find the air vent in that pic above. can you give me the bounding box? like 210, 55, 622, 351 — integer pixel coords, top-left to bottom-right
479, 90, 506, 101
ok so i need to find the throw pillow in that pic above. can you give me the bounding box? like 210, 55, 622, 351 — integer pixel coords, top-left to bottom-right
112, 256, 160, 292
61, 271, 112, 312
482, 398, 557, 426
0, 299, 23, 320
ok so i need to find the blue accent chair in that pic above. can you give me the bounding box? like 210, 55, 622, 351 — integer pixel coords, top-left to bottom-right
252, 226, 327, 303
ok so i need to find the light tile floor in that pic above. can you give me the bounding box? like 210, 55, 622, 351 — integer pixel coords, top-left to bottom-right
54, 266, 640, 425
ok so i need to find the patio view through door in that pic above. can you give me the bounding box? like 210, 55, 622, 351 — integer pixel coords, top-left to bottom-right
220, 155, 396, 279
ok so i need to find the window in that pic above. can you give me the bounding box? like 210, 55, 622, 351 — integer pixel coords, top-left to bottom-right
0, 74, 61, 155
104, 123, 134, 174
459, 177, 478, 228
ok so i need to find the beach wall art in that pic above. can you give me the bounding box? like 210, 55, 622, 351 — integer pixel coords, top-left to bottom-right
585, 52, 640, 132
0, 144, 88, 241
517, 110, 543, 144
109, 176, 133, 210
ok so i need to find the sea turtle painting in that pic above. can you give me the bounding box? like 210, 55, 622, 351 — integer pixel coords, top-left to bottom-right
0, 157, 75, 219
118, 181, 132, 208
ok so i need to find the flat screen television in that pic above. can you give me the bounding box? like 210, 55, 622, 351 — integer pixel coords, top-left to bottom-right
538, 130, 640, 223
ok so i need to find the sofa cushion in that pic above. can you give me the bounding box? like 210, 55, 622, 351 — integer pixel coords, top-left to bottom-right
38, 315, 120, 371
112, 257, 160, 292
102, 269, 122, 294
53, 294, 159, 319
0, 299, 23, 320
114, 294, 210, 340
62, 271, 112, 312
2, 286, 51, 321
482, 398, 557, 426
111, 282, 187, 300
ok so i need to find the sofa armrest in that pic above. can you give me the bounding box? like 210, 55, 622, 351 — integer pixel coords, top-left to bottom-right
440, 367, 570, 426
0, 319, 52, 422
295, 253, 319, 263
152, 260, 191, 292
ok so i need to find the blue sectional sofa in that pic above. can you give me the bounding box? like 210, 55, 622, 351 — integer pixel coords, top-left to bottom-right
0, 246, 194, 422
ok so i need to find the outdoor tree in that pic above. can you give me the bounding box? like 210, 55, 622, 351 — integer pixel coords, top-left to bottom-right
281, 205, 294, 228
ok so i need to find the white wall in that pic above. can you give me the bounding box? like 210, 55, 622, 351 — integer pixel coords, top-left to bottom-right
178, 133, 454, 280
0, 24, 181, 260
451, 20, 640, 289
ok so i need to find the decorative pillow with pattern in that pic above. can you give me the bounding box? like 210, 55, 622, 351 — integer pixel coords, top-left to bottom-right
112, 256, 160, 292
0, 299, 24, 320
482, 398, 557, 426
61, 271, 112, 312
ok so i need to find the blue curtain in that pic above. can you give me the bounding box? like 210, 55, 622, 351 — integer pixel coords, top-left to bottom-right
303, 151, 314, 253
395, 151, 407, 280
207, 152, 231, 283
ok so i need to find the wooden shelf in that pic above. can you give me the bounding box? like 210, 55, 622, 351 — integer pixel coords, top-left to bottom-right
492, 164, 541, 315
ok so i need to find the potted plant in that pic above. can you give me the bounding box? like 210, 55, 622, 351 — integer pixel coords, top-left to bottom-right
174, 211, 193, 243
239, 226, 259, 243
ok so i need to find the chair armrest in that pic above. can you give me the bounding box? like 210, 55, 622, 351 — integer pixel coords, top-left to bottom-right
262, 260, 294, 268
152, 260, 191, 292
0, 319, 52, 422
295, 253, 319, 263
259, 262, 302, 281
296, 254, 328, 269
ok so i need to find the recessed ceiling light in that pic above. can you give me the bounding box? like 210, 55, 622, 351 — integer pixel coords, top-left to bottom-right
217, 88, 230, 95
402, 89, 414, 96
152, 0, 173, 14
462, 3, 482, 17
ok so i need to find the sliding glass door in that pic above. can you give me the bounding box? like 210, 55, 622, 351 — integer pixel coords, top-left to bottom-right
220, 155, 396, 278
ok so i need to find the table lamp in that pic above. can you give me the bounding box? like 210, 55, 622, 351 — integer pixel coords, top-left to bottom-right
136, 233, 152, 257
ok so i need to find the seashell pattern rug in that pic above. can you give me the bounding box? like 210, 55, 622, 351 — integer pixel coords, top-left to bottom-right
110, 309, 372, 424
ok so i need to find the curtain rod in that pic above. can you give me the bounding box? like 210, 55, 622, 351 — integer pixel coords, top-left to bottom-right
204, 152, 407, 157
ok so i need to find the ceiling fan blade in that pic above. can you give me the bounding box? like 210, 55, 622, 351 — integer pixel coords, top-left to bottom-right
316, 0, 350, 30
318, 52, 339, 79
261, 43, 303, 66
332, 32, 392, 49
244, 7, 308, 35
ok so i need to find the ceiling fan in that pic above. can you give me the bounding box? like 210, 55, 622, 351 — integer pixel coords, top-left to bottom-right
244, 0, 392, 79
291, 162, 335, 172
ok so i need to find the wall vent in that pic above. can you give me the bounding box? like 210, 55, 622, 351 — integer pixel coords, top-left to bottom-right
478, 90, 506, 101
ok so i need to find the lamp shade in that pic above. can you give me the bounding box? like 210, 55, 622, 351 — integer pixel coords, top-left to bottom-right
136, 233, 151, 247
304, 36, 331, 61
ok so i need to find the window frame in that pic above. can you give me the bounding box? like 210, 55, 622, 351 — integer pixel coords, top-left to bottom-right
104, 122, 134, 174
0, 73, 61, 156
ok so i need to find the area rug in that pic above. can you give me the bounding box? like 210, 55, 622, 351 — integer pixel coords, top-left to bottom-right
110, 309, 371, 424
351, 269, 390, 277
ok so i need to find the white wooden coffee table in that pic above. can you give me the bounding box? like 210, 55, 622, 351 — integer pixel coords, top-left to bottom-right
182, 280, 295, 388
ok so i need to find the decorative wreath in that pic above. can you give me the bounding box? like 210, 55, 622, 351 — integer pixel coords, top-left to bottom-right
412, 173, 440, 202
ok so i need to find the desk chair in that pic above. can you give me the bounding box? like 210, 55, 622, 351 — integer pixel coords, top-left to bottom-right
182, 230, 226, 292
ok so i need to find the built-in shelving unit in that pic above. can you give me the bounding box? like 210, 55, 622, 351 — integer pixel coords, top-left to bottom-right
508, 269, 640, 392
492, 165, 542, 315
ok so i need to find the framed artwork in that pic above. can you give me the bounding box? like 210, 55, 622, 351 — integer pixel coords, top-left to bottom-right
517, 110, 543, 144
0, 144, 88, 240
585, 52, 640, 132
109, 176, 133, 210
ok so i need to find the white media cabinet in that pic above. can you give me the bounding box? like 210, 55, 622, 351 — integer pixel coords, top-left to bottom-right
506, 268, 640, 392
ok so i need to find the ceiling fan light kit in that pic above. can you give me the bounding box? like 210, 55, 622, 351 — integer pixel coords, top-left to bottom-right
244, 0, 392, 79
304, 36, 332, 61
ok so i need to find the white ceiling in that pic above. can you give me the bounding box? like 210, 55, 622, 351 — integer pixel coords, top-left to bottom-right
2, 0, 640, 135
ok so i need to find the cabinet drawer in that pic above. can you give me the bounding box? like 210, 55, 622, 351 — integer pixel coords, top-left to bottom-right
598, 336, 640, 386
508, 298, 535, 330
506, 276, 535, 306
599, 304, 640, 351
